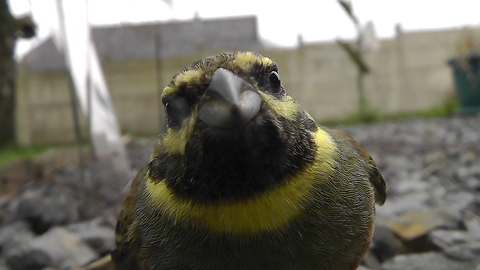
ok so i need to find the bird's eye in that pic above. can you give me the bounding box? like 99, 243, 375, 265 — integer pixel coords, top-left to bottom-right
269, 71, 281, 93
164, 97, 190, 128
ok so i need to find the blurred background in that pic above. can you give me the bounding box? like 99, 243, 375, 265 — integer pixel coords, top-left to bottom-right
1, 1, 480, 270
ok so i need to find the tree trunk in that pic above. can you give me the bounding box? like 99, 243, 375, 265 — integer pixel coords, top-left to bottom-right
0, 0, 35, 147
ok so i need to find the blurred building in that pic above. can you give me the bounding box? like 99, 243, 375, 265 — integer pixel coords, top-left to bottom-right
15, 16, 480, 145
16, 16, 261, 145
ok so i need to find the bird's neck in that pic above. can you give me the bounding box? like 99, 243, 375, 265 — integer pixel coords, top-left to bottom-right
163, 127, 317, 203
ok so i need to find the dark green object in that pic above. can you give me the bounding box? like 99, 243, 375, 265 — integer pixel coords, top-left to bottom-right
448, 50, 480, 115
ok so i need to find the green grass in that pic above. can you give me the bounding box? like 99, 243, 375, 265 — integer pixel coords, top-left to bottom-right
0, 145, 52, 166
319, 99, 460, 127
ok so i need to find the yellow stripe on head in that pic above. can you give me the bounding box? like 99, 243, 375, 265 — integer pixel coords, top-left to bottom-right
162, 86, 178, 97
233, 52, 273, 71
175, 69, 205, 87
145, 128, 337, 234
162, 69, 206, 97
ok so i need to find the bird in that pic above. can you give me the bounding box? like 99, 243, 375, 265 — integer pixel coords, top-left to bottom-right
111, 51, 386, 270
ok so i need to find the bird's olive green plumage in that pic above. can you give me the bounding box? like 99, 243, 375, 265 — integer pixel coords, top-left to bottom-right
112, 51, 386, 270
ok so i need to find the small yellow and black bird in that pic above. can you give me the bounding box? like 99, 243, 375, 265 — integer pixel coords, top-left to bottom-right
112, 51, 386, 270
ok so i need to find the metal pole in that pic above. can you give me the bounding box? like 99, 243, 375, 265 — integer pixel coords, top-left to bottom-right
57, 0, 85, 182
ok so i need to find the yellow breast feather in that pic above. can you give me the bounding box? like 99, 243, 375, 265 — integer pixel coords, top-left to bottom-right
145, 127, 337, 234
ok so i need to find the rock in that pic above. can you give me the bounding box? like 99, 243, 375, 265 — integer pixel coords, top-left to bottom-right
376, 192, 430, 218
370, 224, 403, 263
0, 221, 34, 258
464, 213, 480, 241
459, 150, 477, 165
358, 265, 373, 270
465, 198, 480, 217
30, 148, 92, 180
4, 227, 97, 270
381, 251, 476, 270
441, 191, 476, 215
67, 220, 115, 254
0, 260, 8, 270
124, 136, 155, 171
464, 177, 480, 191
423, 150, 447, 167
393, 180, 430, 195
361, 250, 381, 270
4, 247, 51, 270
385, 156, 412, 172
82, 254, 116, 270
428, 229, 469, 251
54, 159, 129, 217
443, 241, 480, 262
389, 208, 460, 239
6, 183, 81, 234
387, 208, 460, 253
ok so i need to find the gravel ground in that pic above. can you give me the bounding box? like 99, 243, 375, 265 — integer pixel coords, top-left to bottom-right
342, 115, 480, 269
0, 115, 479, 270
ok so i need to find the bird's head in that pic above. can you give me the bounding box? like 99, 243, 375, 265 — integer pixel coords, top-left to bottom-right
149, 51, 318, 203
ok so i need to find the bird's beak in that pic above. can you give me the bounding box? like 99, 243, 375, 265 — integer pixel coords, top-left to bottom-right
198, 68, 261, 128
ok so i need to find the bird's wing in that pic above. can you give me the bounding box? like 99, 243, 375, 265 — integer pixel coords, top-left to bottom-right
111, 167, 147, 270
329, 129, 387, 205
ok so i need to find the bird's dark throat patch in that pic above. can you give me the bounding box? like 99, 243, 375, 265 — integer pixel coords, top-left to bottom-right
150, 111, 316, 203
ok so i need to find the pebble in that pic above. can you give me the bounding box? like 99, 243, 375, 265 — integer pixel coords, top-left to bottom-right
4, 227, 98, 270
0, 221, 35, 256
66, 219, 115, 254
381, 251, 477, 270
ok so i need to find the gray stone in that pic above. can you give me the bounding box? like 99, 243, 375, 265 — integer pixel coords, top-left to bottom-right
381, 252, 476, 270
394, 180, 430, 194
371, 224, 402, 263
67, 220, 115, 254
6, 183, 81, 233
358, 265, 373, 270
385, 156, 412, 172
361, 250, 381, 270
463, 214, 480, 244
376, 192, 430, 218
443, 241, 480, 262
465, 177, 480, 191
459, 150, 478, 165
0, 259, 9, 270
5, 246, 52, 270
441, 191, 476, 215
423, 150, 447, 166
456, 166, 472, 179
4, 227, 98, 270
429, 229, 469, 250
386, 207, 460, 253
0, 221, 34, 258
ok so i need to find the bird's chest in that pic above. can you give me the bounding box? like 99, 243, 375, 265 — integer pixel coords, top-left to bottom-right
137, 195, 373, 270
